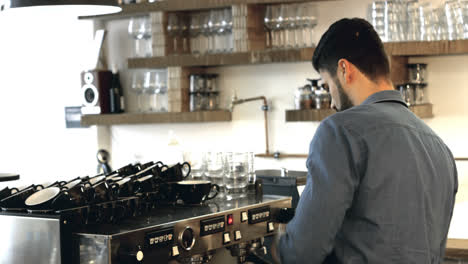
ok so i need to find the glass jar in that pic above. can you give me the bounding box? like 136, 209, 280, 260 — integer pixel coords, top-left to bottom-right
294, 85, 313, 110
397, 83, 416, 106
206, 74, 219, 92
315, 87, 331, 109
189, 92, 204, 111
408, 63, 427, 84
415, 83, 427, 105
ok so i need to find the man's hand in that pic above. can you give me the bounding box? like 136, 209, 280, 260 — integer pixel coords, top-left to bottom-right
271, 224, 286, 264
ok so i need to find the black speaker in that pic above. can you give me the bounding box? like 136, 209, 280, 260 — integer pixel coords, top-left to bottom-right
80, 70, 112, 115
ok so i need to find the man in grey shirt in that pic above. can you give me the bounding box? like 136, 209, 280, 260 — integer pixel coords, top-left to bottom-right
275, 18, 458, 263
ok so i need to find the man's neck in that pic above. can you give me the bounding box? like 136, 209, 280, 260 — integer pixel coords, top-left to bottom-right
350, 78, 394, 106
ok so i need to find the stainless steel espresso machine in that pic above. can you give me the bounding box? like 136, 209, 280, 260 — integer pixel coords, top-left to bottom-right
0, 162, 292, 264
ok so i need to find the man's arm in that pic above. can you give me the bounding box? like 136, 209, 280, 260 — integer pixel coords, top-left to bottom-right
277, 119, 365, 263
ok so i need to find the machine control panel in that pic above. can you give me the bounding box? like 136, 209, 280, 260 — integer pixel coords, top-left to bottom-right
145, 228, 174, 249
200, 216, 226, 236
248, 206, 271, 224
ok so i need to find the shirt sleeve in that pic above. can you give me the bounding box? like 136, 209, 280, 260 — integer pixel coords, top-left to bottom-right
278, 118, 365, 264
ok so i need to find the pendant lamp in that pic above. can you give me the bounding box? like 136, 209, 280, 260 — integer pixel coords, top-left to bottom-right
1, 0, 122, 16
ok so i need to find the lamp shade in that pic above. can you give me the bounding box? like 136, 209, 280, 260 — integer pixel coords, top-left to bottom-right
1, 0, 122, 16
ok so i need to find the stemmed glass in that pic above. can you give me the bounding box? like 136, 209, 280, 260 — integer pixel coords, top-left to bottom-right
303, 3, 318, 47
143, 71, 158, 112
208, 10, 222, 53
202, 12, 211, 54
167, 13, 180, 53
128, 16, 152, 57
190, 13, 202, 54
131, 71, 145, 113
278, 5, 288, 49
224, 8, 233, 52
179, 15, 190, 53
264, 6, 275, 49
285, 4, 298, 48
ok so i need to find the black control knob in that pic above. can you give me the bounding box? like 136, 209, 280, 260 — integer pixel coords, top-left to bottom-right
179, 227, 195, 251
119, 246, 144, 263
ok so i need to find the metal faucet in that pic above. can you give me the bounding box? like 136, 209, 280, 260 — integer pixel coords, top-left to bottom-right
229, 91, 271, 155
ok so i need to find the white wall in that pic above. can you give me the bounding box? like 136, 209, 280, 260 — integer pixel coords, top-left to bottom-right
103, 0, 468, 236
0, 12, 99, 187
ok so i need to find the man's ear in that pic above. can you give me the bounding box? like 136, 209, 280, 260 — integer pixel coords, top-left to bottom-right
337, 59, 354, 84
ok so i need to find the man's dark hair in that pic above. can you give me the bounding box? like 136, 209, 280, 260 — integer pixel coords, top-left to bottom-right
312, 18, 390, 81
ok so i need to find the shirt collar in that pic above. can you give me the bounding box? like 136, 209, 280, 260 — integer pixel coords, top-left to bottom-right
360, 90, 408, 108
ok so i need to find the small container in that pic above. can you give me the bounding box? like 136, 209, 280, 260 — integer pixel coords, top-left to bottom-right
206, 92, 220, 111
205, 74, 219, 92
190, 92, 204, 111
315, 85, 331, 109
408, 63, 427, 84
397, 83, 416, 106
190, 74, 206, 93
415, 83, 427, 105
294, 85, 313, 110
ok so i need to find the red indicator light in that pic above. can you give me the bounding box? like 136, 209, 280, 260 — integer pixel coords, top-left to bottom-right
227, 214, 234, 225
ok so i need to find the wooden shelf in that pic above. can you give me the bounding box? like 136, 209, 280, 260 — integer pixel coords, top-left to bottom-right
285, 109, 335, 122
126, 40, 468, 69
129, 48, 315, 68
79, 0, 334, 20
285, 104, 434, 122
81, 111, 232, 126
384, 39, 468, 56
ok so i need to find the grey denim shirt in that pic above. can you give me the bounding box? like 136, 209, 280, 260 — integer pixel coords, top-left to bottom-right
279, 90, 458, 264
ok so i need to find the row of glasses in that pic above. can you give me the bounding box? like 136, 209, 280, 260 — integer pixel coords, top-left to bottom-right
130, 69, 168, 113
183, 152, 255, 200
128, 16, 153, 57
369, 0, 468, 42
264, 3, 318, 49
167, 9, 233, 55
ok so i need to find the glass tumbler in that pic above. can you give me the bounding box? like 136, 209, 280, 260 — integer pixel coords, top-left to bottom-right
183, 152, 206, 180
224, 152, 249, 200
205, 152, 226, 196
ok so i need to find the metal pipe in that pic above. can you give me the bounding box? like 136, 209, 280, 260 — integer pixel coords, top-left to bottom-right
231, 96, 270, 155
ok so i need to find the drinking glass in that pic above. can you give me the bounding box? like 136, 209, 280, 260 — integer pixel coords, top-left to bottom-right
223, 8, 233, 53
205, 152, 226, 196
167, 13, 180, 53
303, 3, 318, 47
247, 152, 256, 184
369, 1, 387, 41
143, 70, 164, 112
128, 16, 153, 57
190, 13, 202, 54
202, 12, 211, 54
183, 152, 206, 180
179, 15, 190, 53
131, 71, 145, 112
264, 5, 275, 49
224, 152, 249, 200
285, 4, 298, 48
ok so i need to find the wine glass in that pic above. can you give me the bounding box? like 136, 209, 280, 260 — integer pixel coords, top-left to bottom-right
143, 71, 157, 112
131, 71, 145, 112
190, 12, 202, 54
224, 8, 233, 52
179, 15, 190, 53
167, 13, 180, 53
128, 16, 152, 57
265, 6, 275, 49
202, 11, 211, 54
303, 3, 318, 47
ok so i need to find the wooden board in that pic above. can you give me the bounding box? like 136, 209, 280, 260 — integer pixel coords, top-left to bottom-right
81, 111, 232, 126
129, 48, 315, 68
285, 104, 433, 122
285, 109, 336, 122
446, 239, 468, 259
79, 0, 336, 20
384, 40, 468, 56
